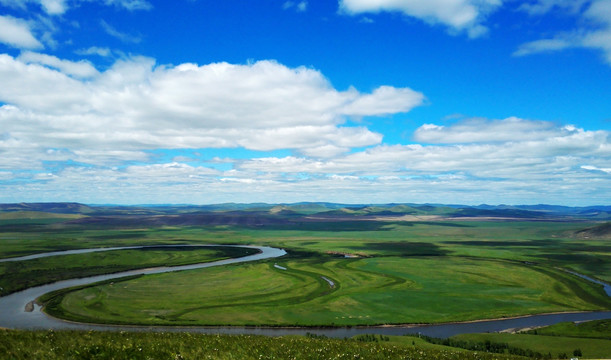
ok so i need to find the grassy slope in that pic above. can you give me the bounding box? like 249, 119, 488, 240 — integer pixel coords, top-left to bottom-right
0, 330, 524, 360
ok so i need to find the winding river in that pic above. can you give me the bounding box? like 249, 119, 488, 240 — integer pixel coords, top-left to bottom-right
0, 244, 609, 338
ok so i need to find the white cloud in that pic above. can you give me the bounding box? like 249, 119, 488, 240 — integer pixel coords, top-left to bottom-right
581, 165, 611, 174
0, 54, 423, 165
1, 115, 609, 205
518, 0, 588, 15
40, 0, 66, 14
515, 0, 611, 65
338, 0, 503, 38
0, 0, 64, 14
341, 86, 425, 116
235, 119, 610, 186
513, 38, 574, 56
103, 0, 152, 11
0, 0, 151, 14
100, 20, 141, 43
413, 117, 570, 143
0, 15, 43, 49
18, 51, 100, 78
283, 1, 308, 12
75, 46, 112, 57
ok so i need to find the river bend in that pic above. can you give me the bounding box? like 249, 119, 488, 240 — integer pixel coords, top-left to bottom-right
0, 245, 609, 338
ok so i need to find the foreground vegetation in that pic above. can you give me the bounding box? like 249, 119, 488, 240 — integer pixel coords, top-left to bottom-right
0, 329, 525, 360
450, 333, 611, 359
413, 320, 611, 358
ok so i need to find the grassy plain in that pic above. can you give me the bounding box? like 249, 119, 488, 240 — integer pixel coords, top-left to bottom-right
1, 211, 609, 327
47, 255, 610, 326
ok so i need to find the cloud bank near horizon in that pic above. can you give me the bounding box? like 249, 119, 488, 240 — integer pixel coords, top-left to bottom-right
0, 0, 609, 205
0, 51, 608, 205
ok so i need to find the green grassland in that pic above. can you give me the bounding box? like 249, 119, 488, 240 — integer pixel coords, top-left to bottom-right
0, 215, 608, 326
45, 255, 610, 326
0, 329, 524, 360
0, 246, 258, 296
451, 333, 611, 359
524, 319, 610, 339
1, 206, 611, 359
1, 209, 610, 326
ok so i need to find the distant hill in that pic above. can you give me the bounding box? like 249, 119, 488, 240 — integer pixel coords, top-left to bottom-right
0, 203, 95, 214
450, 207, 545, 219
1, 202, 610, 222
63, 211, 292, 228
575, 222, 611, 238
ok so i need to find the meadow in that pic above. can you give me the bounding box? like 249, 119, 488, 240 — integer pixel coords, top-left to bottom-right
1, 204, 610, 358
1, 213, 609, 327
45, 255, 609, 326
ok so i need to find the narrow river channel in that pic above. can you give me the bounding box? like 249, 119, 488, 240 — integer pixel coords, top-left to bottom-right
0, 245, 609, 338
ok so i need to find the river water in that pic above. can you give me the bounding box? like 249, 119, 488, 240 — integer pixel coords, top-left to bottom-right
0, 244, 609, 338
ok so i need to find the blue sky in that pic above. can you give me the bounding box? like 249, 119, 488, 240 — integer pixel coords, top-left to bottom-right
0, 0, 610, 205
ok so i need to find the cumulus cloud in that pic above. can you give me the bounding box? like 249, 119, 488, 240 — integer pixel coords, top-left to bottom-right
341, 86, 426, 117
413, 117, 572, 143
515, 0, 611, 65
338, 0, 503, 38
2, 115, 609, 204
0, 54, 424, 165
234, 119, 610, 186
11, 119, 606, 204
0, 15, 43, 49
228, 128, 610, 205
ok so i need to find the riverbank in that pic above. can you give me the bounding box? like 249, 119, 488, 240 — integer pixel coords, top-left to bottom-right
1, 245, 609, 339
